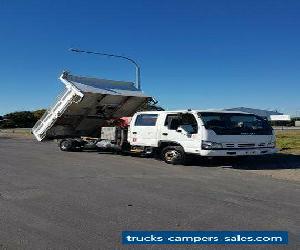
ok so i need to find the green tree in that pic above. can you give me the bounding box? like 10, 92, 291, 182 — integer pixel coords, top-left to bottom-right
0, 109, 46, 128
33, 109, 46, 120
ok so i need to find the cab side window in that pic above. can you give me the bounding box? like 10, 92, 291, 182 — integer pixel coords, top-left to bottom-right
164, 113, 198, 134
134, 114, 158, 126
181, 113, 198, 134
164, 114, 180, 130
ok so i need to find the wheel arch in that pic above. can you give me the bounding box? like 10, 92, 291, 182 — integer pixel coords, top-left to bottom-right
158, 140, 185, 151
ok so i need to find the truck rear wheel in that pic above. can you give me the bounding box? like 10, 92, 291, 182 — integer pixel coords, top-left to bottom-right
59, 139, 74, 151
161, 146, 185, 165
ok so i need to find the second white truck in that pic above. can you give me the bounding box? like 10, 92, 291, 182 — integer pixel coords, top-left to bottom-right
126, 110, 277, 164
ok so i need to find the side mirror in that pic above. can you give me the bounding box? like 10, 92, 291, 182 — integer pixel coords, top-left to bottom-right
176, 128, 182, 133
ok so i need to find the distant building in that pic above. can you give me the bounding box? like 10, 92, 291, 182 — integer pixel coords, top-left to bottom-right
224, 107, 284, 120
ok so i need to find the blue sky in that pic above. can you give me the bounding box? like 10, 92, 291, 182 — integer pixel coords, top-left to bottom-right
0, 0, 299, 116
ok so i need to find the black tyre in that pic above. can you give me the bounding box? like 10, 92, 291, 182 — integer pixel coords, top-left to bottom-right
161, 146, 185, 165
59, 139, 74, 151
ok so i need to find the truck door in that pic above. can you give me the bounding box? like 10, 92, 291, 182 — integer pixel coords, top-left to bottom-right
160, 113, 200, 153
129, 113, 159, 146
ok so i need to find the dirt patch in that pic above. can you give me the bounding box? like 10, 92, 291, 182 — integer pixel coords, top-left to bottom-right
0, 128, 33, 139
244, 168, 300, 182
229, 153, 300, 182
0, 133, 33, 139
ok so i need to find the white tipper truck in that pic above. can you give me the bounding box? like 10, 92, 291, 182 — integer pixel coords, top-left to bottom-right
33, 72, 277, 165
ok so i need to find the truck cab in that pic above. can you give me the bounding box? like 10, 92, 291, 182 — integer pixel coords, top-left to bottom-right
128, 110, 277, 164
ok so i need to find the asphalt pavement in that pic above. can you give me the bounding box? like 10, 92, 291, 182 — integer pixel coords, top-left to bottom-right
0, 137, 299, 250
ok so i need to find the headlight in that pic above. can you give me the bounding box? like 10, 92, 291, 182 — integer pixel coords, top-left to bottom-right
201, 140, 223, 150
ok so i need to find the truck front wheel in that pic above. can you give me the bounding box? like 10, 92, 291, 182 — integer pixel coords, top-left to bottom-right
161, 146, 185, 165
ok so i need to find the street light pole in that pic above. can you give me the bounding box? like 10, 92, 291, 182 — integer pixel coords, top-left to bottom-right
69, 48, 141, 90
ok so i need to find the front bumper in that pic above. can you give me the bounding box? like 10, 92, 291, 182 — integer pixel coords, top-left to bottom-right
200, 147, 278, 157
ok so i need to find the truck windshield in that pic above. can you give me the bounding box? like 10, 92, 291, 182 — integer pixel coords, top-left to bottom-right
198, 112, 273, 135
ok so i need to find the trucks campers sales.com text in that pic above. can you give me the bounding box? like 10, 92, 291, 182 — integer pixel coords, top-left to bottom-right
122, 231, 288, 245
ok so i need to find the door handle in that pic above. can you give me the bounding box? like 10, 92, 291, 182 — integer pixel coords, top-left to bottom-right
162, 133, 168, 136
132, 132, 137, 134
